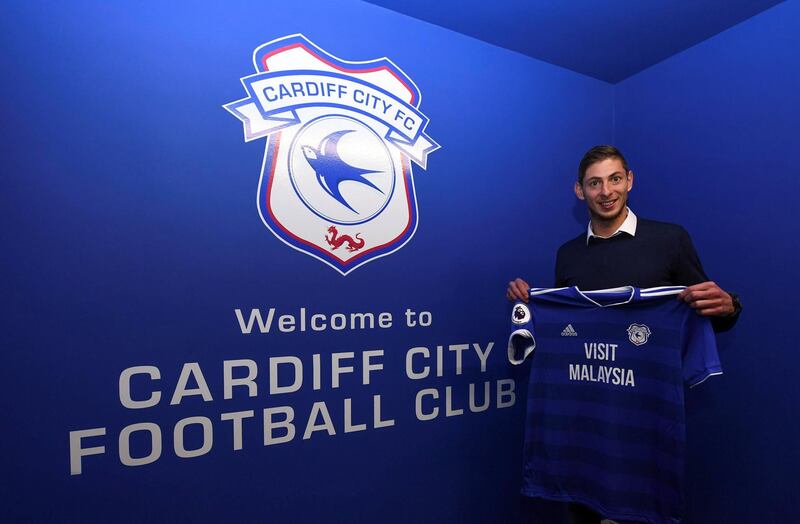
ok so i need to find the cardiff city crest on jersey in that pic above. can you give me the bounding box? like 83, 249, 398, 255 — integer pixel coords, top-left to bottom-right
224, 34, 439, 274
627, 323, 652, 346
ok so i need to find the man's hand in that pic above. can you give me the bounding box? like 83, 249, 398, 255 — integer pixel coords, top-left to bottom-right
506, 278, 531, 303
677, 281, 735, 316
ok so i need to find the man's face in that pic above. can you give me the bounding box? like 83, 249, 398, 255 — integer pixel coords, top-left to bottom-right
574, 157, 633, 223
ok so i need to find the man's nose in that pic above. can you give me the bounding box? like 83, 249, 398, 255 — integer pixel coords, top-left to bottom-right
600, 180, 612, 195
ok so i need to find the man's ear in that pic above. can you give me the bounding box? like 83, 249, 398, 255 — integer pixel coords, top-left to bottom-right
574, 181, 585, 200
626, 170, 634, 192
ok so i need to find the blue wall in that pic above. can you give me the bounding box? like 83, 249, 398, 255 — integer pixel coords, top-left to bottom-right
1, 1, 611, 523
614, 1, 800, 521
6, 0, 794, 522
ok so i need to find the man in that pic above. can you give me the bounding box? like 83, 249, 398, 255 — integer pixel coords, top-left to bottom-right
506, 145, 741, 523
507, 145, 740, 328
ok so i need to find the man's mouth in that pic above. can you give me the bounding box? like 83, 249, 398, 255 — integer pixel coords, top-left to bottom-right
598, 199, 617, 210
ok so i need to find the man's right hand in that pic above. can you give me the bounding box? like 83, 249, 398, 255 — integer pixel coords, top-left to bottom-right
506, 278, 530, 303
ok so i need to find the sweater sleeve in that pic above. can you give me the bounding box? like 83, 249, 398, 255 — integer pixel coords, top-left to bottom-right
554, 244, 570, 287
674, 227, 708, 286
675, 227, 741, 333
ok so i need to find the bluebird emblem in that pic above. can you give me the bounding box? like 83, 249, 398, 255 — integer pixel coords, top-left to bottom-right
301, 130, 384, 214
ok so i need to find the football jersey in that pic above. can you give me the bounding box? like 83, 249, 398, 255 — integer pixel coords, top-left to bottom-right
508, 286, 722, 524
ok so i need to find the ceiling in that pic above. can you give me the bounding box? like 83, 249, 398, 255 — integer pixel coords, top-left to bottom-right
363, 0, 784, 83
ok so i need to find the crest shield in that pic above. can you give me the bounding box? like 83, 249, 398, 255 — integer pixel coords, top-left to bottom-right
225, 34, 439, 274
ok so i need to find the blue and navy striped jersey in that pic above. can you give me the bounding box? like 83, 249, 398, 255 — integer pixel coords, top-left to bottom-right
508, 286, 722, 524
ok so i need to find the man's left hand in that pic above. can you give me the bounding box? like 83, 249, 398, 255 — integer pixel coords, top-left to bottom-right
677, 281, 735, 316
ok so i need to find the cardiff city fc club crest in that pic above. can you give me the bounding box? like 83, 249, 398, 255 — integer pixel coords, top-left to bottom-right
224, 34, 439, 274
627, 323, 652, 346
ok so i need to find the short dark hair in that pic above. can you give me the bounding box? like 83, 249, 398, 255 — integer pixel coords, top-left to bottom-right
578, 145, 630, 184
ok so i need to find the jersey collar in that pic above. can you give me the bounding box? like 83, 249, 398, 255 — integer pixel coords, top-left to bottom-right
586, 207, 637, 244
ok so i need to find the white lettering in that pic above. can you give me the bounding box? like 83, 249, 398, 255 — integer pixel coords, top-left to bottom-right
449, 344, 469, 375
497, 379, 516, 408
174, 416, 213, 458
362, 350, 383, 385
303, 402, 336, 439
119, 366, 161, 409
269, 356, 302, 395
331, 352, 354, 388
415, 388, 439, 421
473, 342, 494, 372
69, 428, 106, 475
373, 394, 395, 428
119, 423, 162, 467
344, 398, 367, 433
445, 386, 463, 417
264, 406, 295, 445
235, 308, 274, 334
469, 382, 491, 412
406, 347, 430, 379
170, 363, 213, 405
221, 410, 254, 451
223, 359, 257, 399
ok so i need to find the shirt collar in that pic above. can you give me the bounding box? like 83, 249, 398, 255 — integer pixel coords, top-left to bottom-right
586, 208, 637, 244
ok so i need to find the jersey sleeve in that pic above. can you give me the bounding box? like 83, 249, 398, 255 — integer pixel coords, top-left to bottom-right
508, 301, 535, 365
681, 310, 723, 387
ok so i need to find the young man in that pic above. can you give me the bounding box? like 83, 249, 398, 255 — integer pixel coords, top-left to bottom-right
506, 145, 741, 524
507, 145, 741, 330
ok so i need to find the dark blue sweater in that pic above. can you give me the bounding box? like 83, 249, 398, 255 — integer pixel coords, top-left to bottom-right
555, 218, 739, 331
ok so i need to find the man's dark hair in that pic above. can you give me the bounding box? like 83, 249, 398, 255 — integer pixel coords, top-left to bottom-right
578, 145, 630, 184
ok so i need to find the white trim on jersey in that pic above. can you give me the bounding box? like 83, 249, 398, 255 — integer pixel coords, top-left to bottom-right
530, 286, 687, 300
508, 329, 535, 365
688, 370, 724, 388
640, 286, 686, 297
529, 287, 568, 296
576, 286, 635, 307
581, 286, 638, 294
530, 286, 635, 299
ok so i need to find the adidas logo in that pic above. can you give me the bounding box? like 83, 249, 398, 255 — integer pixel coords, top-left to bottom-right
561, 324, 578, 337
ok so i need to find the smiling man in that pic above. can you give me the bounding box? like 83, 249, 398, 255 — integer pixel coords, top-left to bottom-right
507, 145, 741, 329
506, 145, 741, 524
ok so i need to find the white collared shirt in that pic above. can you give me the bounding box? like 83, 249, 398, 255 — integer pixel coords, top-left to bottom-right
586, 208, 638, 244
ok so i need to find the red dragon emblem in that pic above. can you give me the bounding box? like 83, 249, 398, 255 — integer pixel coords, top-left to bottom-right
325, 226, 365, 252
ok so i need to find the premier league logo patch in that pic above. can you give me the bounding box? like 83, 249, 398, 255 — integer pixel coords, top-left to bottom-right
627, 323, 652, 346
512, 304, 531, 325
224, 34, 439, 274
